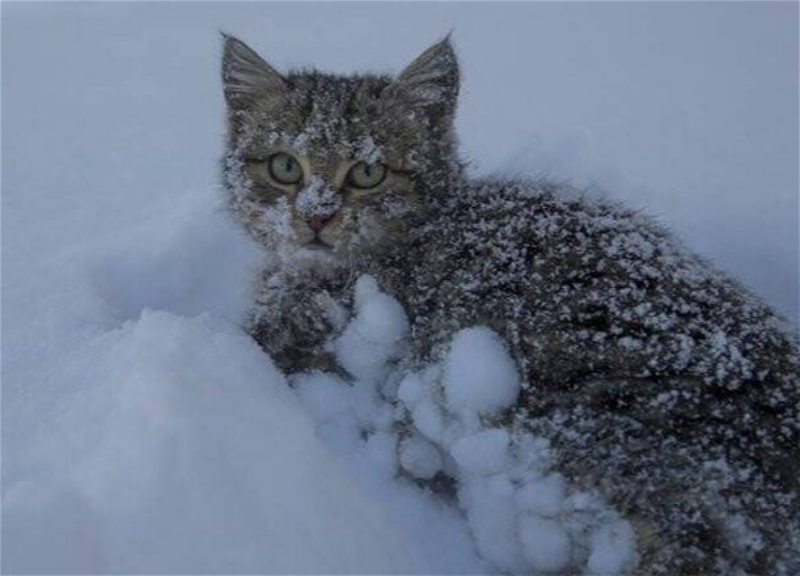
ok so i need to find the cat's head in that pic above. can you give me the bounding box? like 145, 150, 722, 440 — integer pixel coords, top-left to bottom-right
221, 34, 461, 261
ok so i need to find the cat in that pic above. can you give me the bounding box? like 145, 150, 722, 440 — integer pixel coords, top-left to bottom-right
220, 34, 800, 576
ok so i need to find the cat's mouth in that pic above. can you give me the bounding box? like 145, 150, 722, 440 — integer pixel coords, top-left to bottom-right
304, 238, 333, 251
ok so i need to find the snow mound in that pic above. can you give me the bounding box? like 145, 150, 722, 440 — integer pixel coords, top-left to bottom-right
3, 311, 441, 574
5, 218, 634, 576
90, 194, 263, 323
3, 197, 483, 574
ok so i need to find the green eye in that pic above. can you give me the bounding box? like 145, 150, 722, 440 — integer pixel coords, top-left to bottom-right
348, 161, 387, 189
268, 152, 303, 185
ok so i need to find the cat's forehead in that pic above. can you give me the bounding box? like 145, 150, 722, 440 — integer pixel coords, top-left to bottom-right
265, 71, 403, 161
287, 71, 390, 112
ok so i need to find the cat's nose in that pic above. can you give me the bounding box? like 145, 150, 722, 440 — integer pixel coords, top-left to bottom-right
307, 215, 332, 233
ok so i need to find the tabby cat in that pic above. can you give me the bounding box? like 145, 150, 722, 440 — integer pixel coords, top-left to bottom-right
221, 34, 800, 575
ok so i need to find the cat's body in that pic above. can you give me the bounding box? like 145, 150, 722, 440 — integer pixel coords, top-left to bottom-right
221, 35, 800, 575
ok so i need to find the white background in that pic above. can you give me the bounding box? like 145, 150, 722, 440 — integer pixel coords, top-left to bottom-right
4, 1, 798, 322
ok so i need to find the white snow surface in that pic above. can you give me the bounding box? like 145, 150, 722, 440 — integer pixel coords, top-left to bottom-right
3, 311, 446, 574
443, 327, 521, 419
2, 194, 485, 573
3, 2, 796, 574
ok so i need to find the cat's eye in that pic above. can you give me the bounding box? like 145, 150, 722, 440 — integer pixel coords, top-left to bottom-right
348, 161, 387, 189
268, 152, 303, 185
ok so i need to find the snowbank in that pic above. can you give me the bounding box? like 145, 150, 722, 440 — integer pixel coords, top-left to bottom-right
4, 311, 431, 574
2, 192, 483, 574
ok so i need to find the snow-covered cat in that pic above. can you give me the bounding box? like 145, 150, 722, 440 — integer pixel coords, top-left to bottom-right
221, 34, 800, 575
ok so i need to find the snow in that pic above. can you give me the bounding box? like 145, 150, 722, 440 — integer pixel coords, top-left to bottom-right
283, 279, 637, 574
334, 275, 409, 383
519, 515, 573, 573
294, 174, 342, 219
443, 327, 521, 418
461, 475, 528, 574
399, 435, 444, 480
451, 429, 511, 476
370, 295, 638, 575
3, 2, 795, 574
293, 371, 354, 423
516, 473, 567, 518
3, 311, 437, 574
587, 521, 639, 575
410, 396, 448, 442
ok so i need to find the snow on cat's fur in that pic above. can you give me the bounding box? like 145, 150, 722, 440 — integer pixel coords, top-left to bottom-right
222, 34, 800, 575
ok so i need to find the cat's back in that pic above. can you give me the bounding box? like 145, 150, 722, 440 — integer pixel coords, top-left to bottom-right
390, 175, 799, 408
380, 176, 800, 575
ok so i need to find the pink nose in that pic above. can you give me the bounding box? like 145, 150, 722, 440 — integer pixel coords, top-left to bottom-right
307, 215, 332, 233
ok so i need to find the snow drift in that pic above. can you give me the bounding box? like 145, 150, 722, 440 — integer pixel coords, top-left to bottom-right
2, 196, 484, 574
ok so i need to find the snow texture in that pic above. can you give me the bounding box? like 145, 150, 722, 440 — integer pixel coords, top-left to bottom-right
335, 275, 410, 383
3, 312, 440, 574
2, 210, 484, 575
443, 327, 521, 419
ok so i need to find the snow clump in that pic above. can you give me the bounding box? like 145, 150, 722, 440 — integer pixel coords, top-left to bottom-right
334, 275, 410, 383
443, 326, 521, 419
299, 276, 640, 575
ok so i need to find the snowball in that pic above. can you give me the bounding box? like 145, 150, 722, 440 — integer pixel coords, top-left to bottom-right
451, 429, 510, 476
294, 372, 360, 453
334, 276, 409, 382
353, 274, 380, 304
564, 491, 605, 513
411, 398, 446, 444
519, 515, 572, 573
512, 433, 553, 472
398, 370, 449, 443
587, 520, 638, 574
461, 476, 527, 574
399, 436, 443, 480
397, 373, 425, 407
516, 473, 566, 518
353, 291, 408, 347
442, 327, 520, 417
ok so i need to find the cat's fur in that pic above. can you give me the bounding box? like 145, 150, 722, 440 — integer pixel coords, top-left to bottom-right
221, 34, 800, 575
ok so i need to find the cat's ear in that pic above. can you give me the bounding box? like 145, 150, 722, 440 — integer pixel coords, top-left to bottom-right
386, 35, 460, 117
221, 33, 287, 112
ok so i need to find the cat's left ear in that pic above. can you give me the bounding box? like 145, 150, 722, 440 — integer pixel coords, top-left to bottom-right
385, 35, 460, 118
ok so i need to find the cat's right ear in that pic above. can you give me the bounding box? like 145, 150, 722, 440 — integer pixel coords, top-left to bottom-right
385, 35, 460, 118
221, 33, 287, 112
